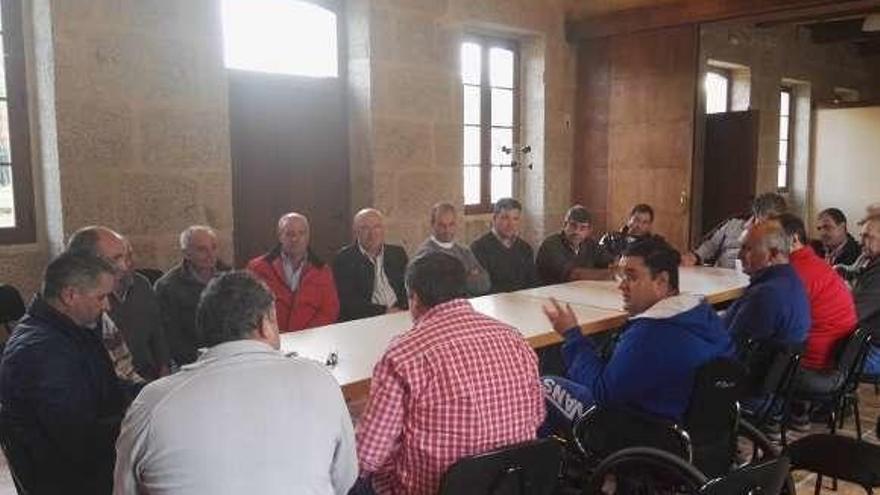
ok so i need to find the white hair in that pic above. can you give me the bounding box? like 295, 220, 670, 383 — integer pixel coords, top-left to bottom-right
179, 225, 217, 251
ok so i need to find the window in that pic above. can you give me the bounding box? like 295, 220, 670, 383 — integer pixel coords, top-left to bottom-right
0, 0, 35, 244
461, 37, 518, 213
778, 87, 793, 191
221, 0, 338, 77
704, 68, 730, 114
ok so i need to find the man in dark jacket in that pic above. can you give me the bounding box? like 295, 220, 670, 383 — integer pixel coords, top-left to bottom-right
813, 208, 861, 267
155, 225, 229, 366
540, 238, 734, 431
0, 253, 129, 494
852, 215, 880, 374
333, 208, 408, 321
471, 198, 539, 294
536, 205, 612, 285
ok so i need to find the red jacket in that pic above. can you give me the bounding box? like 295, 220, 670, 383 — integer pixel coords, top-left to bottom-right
790, 247, 858, 370
247, 248, 340, 332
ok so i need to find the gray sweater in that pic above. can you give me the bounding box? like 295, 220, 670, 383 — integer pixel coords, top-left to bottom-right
414, 238, 491, 296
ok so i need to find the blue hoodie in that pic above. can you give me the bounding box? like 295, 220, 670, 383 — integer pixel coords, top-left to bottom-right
562, 294, 734, 422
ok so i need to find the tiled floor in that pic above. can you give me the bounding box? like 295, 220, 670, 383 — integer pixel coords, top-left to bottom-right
0, 384, 878, 494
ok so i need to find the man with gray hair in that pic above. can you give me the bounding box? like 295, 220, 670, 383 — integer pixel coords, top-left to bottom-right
414, 202, 490, 296
67, 226, 169, 380
722, 220, 810, 351
114, 271, 357, 494
683, 192, 787, 269
155, 225, 229, 366
0, 252, 129, 494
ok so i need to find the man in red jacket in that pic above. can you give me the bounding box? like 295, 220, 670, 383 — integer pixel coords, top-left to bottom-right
247, 212, 339, 332
778, 214, 857, 431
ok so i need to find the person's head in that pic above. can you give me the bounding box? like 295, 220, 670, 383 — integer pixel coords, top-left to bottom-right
738, 220, 790, 275
430, 202, 458, 243
41, 252, 116, 328
617, 238, 680, 316
867, 203, 880, 217
816, 208, 848, 248
353, 208, 385, 256
277, 212, 310, 261
67, 226, 132, 292
180, 225, 219, 273
626, 204, 654, 237
197, 271, 280, 350
859, 215, 880, 260
492, 198, 523, 242
777, 213, 808, 251
405, 252, 466, 320
562, 205, 593, 246
751, 193, 787, 221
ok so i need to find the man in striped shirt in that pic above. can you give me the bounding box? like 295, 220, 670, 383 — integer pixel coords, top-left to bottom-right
355, 252, 545, 495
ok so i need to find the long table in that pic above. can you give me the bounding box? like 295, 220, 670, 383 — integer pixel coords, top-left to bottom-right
280, 267, 749, 401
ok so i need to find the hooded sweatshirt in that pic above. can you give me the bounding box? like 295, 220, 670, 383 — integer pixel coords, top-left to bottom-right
561, 294, 734, 422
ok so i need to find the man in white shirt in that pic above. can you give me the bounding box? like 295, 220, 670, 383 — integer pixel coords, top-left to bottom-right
114, 271, 357, 495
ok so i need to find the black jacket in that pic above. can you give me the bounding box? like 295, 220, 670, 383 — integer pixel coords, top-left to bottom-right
471, 232, 539, 294
333, 244, 408, 321
0, 297, 129, 494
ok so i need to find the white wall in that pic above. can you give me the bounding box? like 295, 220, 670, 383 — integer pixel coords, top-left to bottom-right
812, 106, 880, 229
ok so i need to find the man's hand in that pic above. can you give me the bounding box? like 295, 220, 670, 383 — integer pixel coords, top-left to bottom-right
681, 252, 698, 267
386, 306, 404, 314
542, 297, 579, 335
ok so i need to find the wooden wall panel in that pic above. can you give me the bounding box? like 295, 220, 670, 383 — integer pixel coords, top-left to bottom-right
572, 25, 699, 250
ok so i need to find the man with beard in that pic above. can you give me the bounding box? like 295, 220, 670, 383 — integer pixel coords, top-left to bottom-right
536, 205, 613, 284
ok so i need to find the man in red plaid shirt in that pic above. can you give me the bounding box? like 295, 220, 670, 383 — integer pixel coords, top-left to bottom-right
354, 252, 545, 494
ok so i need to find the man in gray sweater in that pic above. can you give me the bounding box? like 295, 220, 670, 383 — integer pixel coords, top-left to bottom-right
414, 202, 491, 296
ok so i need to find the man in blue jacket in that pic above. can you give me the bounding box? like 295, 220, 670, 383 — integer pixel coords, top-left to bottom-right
541, 237, 734, 431
0, 252, 129, 494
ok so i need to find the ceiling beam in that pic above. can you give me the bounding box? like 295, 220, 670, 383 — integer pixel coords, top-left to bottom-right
567, 0, 880, 42
806, 18, 880, 43
857, 37, 880, 55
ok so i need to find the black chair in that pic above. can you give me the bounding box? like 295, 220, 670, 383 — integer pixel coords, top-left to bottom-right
438, 437, 563, 495
586, 447, 791, 495
136, 268, 164, 286
741, 341, 803, 447
793, 328, 872, 440
0, 284, 25, 336
786, 434, 880, 495
573, 405, 693, 464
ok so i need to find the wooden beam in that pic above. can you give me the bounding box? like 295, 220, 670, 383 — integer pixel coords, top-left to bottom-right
567, 0, 880, 41
857, 37, 880, 55
806, 17, 880, 43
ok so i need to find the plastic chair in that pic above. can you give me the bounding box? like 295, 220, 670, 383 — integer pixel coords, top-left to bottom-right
786, 433, 880, 495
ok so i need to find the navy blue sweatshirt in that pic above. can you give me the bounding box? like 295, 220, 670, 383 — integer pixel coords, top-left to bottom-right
562, 294, 734, 422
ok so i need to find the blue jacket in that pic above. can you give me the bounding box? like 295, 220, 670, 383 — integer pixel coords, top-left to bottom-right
723, 264, 811, 350
562, 294, 734, 422
0, 297, 129, 495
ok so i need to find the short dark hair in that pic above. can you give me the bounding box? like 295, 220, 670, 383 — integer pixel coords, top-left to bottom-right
493, 198, 522, 216
405, 252, 466, 308
565, 205, 592, 224
752, 193, 787, 218
819, 208, 847, 226
622, 237, 681, 291
66, 226, 103, 257
430, 202, 456, 224
630, 203, 654, 222
777, 213, 807, 245
197, 271, 275, 346
42, 252, 115, 300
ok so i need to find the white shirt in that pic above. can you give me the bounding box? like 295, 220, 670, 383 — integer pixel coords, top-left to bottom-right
360, 244, 397, 308
281, 252, 305, 291
113, 340, 357, 495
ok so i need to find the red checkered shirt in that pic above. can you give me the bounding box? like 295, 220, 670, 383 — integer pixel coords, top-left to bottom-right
356, 299, 545, 495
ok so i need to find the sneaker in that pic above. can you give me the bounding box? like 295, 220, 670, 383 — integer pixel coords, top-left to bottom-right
789, 416, 811, 433
760, 421, 782, 442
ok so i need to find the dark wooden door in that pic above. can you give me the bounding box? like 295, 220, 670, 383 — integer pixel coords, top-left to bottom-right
700, 110, 759, 235
228, 70, 350, 266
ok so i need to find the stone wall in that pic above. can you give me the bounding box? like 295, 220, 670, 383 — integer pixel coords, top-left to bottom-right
0, 0, 234, 297
700, 21, 880, 218
348, 0, 577, 252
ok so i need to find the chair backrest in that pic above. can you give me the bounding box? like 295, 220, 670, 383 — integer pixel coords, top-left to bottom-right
438, 437, 563, 495
742, 340, 802, 398
684, 358, 747, 478
0, 284, 25, 331
787, 434, 880, 492
836, 328, 871, 395
699, 456, 791, 495
573, 405, 692, 463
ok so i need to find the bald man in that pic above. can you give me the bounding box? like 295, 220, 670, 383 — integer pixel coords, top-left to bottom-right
722, 220, 810, 352
333, 208, 408, 321
247, 212, 339, 332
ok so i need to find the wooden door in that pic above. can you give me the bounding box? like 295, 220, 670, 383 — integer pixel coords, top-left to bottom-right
700, 111, 759, 236
228, 69, 350, 265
